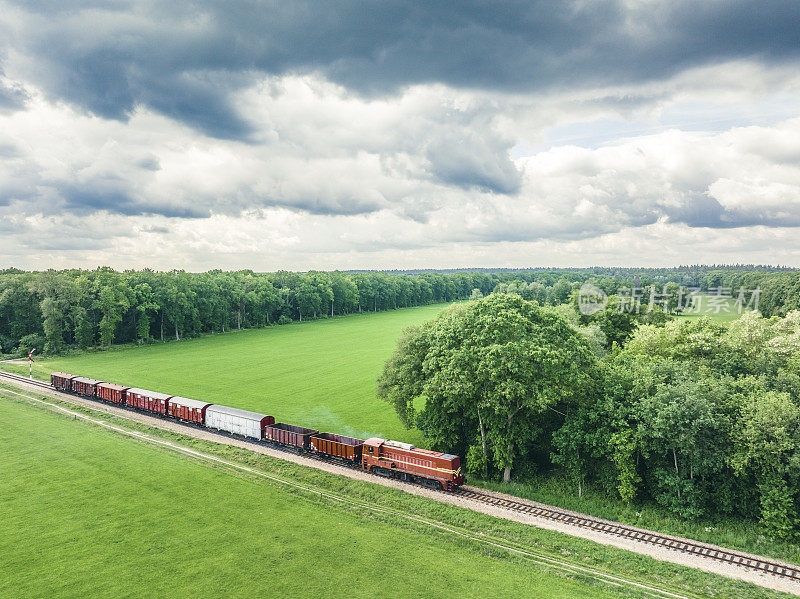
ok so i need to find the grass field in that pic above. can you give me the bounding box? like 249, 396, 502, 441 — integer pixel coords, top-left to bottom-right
675, 294, 750, 323
32, 305, 450, 445
1, 392, 785, 599
0, 396, 641, 599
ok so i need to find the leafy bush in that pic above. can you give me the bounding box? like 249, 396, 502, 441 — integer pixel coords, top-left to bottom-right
16, 333, 45, 357
0, 334, 14, 355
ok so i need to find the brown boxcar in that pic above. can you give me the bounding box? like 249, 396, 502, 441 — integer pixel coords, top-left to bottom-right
264, 423, 319, 449
309, 432, 364, 462
50, 372, 75, 391
167, 396, 211, 424
126, 388, 171, 415
361, 438, 464, 491
96, 382, 129, 404
71, 376, 104, 397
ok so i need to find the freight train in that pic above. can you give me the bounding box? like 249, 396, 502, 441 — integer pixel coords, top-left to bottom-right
50, 372, 465, 491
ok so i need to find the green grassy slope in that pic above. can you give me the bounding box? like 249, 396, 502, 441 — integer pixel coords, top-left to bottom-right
37, 305, 449, 445
0, 397, 627, 599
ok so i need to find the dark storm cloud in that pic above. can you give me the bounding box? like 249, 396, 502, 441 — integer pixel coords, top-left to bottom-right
61, 186, 210, 218
136, 156, 161, 171
425, 132, 522, 194
258, 190, 388, 216
61, 186, 146, 216
5, 0, 799, 139
0, 143, 19, 158
662, 195, 800, 229
0, 79, 28, 113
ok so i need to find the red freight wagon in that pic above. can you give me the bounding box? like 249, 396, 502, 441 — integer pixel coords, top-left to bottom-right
264, 423, 319, 449
167, 396, 211, 424
51, 372, 75, 391
361, 438, 464, 491
71, 376, 104, 397
96, 382, 129, 404
126, 388, 171, 415
309, 432, 364, 462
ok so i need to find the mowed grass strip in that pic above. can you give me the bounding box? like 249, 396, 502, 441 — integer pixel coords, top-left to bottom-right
40, 305, 449, 445
0, 398, 627, 599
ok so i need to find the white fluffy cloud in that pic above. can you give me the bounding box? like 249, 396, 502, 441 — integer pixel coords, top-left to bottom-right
1, 62, 800, 269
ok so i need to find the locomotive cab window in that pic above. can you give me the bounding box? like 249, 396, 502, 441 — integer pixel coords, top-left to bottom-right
368, 447, 374, 454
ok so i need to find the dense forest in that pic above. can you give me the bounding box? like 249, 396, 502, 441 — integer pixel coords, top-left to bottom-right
379, 293, 800, 539
1, 266, 799, 357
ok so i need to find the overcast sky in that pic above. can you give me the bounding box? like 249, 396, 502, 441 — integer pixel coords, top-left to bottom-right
1, 1, 799, 271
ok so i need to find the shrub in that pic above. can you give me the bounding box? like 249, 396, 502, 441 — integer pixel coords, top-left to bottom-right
16, 333, 45, 357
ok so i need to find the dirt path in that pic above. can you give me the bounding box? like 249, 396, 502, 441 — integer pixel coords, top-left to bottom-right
3, 376, 799, 596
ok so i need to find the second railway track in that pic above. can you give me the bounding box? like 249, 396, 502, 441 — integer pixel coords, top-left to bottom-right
2, 369, 800, 587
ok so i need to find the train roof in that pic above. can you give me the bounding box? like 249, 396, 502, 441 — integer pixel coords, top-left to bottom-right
364, 437, 450, 458
127, 388, 172, 401
169, 396, 212, 410
97, 382, 129, 391
51, 372, 76, 379
72, 376, 104, 385
205, 404, 271, 421
311, 432, 364, 445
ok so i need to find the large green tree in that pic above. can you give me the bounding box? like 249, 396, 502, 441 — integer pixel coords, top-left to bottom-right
93, 283, 130, 348
378, 293, 598, 482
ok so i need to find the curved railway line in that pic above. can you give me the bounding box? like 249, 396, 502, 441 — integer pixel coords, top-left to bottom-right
3, 369, 800, 587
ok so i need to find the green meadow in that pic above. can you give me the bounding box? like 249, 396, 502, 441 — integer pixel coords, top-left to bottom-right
0, 397, 631, 599
675, 294, 750, 323
2, 394, 784, 599
32, 305, 449, 445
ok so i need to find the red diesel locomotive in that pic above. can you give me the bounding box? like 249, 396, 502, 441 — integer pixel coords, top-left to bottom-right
362, 438, 463, 491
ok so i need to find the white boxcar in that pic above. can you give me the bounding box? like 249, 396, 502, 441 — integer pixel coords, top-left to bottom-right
204, 405, 274, 439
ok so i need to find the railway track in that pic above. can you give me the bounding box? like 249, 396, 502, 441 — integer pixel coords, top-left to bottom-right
454, 487, 800, 582
3, 369, 800, 585
1, 371, 53, 390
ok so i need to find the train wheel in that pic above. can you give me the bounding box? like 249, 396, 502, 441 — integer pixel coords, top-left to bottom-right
422, 478, 443, 490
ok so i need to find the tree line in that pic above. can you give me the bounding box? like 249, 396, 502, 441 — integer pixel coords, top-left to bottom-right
2, 265, 797, 357
0, 266, 605, 356
0, 268, 482, 355
378, 292, 800, 539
